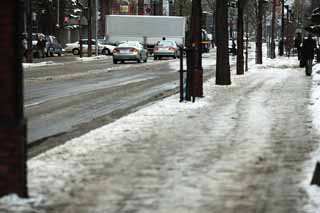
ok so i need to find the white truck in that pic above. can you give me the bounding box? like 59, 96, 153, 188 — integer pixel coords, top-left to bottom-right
105, 15, 186, 51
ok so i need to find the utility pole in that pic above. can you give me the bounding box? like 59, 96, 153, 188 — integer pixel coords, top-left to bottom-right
0, 0, 28, 198
88, 0, 92, 57
271, 0, 276, 59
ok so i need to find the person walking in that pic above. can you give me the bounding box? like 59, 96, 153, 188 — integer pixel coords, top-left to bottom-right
302, 34, 317, 76
285, 37, 294, 57
294, 32, 302, 60
36, 34, 46, 58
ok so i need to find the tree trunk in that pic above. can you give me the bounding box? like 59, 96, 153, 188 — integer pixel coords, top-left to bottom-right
88, 0, 92, 57
138, 0, 144, 15
190, 0, 203, 97
270, 0, 276, 59
237, 0, 244, 75
216, 0, 231, 85
256, 0, 263, 64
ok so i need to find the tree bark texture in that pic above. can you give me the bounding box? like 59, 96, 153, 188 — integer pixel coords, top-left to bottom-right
237, 0, 245, 75
216, 0, 231, 85
138, 0, 144, 15
0, 0, 28, 198
190, 0, 203, 97
88, 0, 92, 57
271, 0, 276, 59
256, 0, 263, 64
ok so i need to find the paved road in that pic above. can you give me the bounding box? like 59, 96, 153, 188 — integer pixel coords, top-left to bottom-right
24, 52, 217, 152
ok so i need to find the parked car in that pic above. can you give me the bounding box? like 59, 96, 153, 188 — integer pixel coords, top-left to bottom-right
29, 33, 64, 57
65, 39, 115, 55
45, 35, 63, 57
112, 41, 148, 64
153, 40, 180, 60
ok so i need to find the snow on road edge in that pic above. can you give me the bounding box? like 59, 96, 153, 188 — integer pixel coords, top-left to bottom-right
303, 63, 320, 213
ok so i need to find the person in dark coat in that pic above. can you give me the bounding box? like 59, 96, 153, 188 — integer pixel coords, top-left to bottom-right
294, 32, 302, 60
302, 34, 317, 75
36, 34, 46, 58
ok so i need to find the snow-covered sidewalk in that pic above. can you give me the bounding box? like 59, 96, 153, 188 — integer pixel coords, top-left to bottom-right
2, 57, 320, 213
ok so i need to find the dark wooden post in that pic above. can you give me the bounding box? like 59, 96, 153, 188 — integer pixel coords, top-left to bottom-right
0, 0, 28, 198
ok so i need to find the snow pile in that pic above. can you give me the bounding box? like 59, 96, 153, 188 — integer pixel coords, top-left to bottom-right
75, 55, 110, 62
23, 61, 63, 68
303, 63, 320, 212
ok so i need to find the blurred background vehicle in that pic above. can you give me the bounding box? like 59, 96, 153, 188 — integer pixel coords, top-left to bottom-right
112, 41, 148, 64
45, 35, 64, 57
65, 39, 115, 55
30, 33, 63, 58
153, 40, 180, 60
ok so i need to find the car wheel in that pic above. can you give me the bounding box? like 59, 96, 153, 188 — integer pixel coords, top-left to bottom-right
102, 48, 110, 55
113, 59, 118, 64
50, 52, 54, 57
58, 52, 62, 57
121, 60, 125, 64
72, 49, 80, 55
137, 55, 142, 63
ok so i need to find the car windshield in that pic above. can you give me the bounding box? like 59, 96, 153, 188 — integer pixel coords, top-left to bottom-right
157, 41, 175, 47
118, 42, 138, 48
98, 39, 108, 45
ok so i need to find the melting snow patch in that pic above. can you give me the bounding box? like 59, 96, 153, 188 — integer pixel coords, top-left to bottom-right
0, 194, 46, 212
23, 61, 63, 68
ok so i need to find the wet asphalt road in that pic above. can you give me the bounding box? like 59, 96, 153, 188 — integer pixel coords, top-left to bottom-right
24, 52, 217, 153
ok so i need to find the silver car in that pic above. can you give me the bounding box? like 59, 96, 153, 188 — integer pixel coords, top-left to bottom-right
65, 39, 115, 55
112, 41, 148, 64
153, 40, 180, 60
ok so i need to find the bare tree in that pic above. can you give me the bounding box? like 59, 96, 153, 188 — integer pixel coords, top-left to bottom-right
256, 0, 264, 63
237, 0, 248, 74
174, 0, 192, 16
138, 0, 144, 15
216, 0, 231, 85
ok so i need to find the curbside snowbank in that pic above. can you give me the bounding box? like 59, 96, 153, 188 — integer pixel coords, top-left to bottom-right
303, 63, 320, 212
